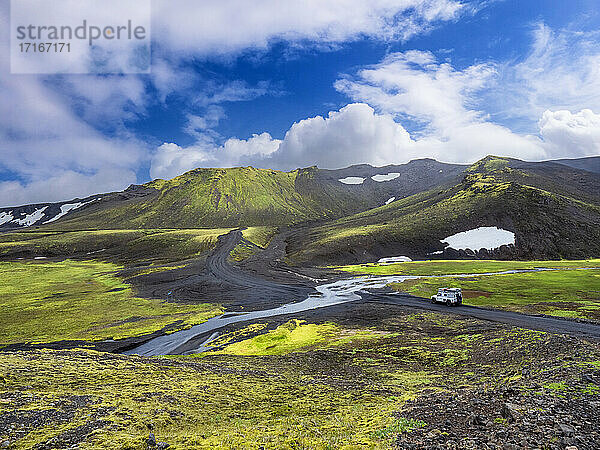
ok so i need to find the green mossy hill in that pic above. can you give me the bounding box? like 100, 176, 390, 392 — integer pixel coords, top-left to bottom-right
47, 167, 368, 230
32, 159, 467, 230
287, 156, 600, 264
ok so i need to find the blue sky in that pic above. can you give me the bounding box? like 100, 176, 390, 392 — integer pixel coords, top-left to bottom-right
1, 0, 600, 206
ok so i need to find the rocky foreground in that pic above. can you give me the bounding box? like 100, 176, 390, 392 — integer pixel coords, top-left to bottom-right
1, 302, 599, 448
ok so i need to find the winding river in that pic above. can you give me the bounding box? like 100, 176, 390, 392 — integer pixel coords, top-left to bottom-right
123, 267, 593, 357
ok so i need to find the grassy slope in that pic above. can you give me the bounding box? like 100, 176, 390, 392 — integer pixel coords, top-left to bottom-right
338, 259, 600, 320
287, 157, 600, 264
52, 167, 354, 230
0, 228, 233, 263
390, 269, 600, 320
37, 160, 466, 231
0, 260, 222, 345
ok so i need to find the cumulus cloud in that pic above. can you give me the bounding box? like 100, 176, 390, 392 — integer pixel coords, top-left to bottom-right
539, 109, 600, 158
151, 38, 600, 176
271, 103, 415, 168
335, 50, 496, 131
334, 50, 547, 162
150, 133, 282, 179
150, 103, 415, 176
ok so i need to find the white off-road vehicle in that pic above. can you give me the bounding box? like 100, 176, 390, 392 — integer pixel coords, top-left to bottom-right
431, 288, 462, 306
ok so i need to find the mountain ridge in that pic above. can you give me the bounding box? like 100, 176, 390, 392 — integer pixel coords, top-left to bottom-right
0, 158, 467, 230
1, 155, 599, 263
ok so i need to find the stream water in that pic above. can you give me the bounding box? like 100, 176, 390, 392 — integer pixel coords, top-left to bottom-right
124, 267, 590, 356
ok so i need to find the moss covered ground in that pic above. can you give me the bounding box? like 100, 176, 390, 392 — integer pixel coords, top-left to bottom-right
338, 259, 600, 320
0, 260, 222, 345
0, 228, 233, 263
199, 320, 395, 357
2, 306, 599, 449
336, 259, 600, 277
52, 167, 346, 230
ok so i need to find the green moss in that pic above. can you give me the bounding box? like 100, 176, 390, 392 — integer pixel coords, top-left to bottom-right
0, 260, 222, 344
229, 226, 279, 261
213, 320, 338, 356
0, 349, 425, 448
373, 417, 426, 439
2, 310, 594, 448
288, 158, 600, 264
242, 226, 278, 249
337, 259, 600, 277
53, 166, 348, 230
0, 228, 233, 263
334, 259, 600, 320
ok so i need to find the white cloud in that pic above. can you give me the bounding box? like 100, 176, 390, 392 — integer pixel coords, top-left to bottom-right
0, 3, 146, 207
150, 143, 211, 180
224, 133, 281, 159
539, 109, 600, 158
194, 80, 272, 106
150, 103, 419, 176
153, 0, 467, 56
335, 50, 496, 131
334, 50, 547, 162
271, 103, 415, 168
0, 168, 137, 207
151, 133, 281, 179
150, 101, 600, 178
494, 24, 600, 125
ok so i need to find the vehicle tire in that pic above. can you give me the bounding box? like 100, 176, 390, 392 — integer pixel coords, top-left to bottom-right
431, 297, 436, 304
446, 299, 452, 307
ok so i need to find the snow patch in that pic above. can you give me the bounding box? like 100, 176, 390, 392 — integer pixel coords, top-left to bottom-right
378, 256, 412, 265
0, 211, 14, 226
371, 172, 400, 182
442, 227, 515, 251
338, 176, 365, 185
43, 201, 92, 224
385, 197, 396, 205
12, 207, 48, 226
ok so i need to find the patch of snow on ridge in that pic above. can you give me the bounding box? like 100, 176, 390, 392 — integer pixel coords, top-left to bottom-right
0, 211, 14, 226
385, 197, 395, 205
442, 227, 515, 251
372, 173, 400, 182
12, 207, 48, 226
378, 256, 412, 265
43, 201, 91, 224
338, 176, 365, 185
